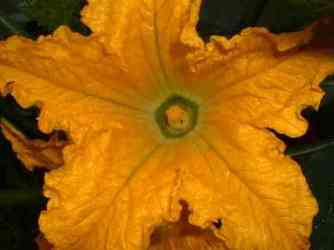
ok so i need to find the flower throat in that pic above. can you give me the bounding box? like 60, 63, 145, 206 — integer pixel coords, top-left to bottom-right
155, 95, 199, 139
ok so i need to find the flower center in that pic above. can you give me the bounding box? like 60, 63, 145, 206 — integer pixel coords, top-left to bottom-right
155, 95, 198, 139
165, 105, 190, 131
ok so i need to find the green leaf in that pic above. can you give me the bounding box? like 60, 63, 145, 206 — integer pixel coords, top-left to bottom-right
257, 0, 334, 33
287, 138, 334, 157
0, 189, 45, 206
0, 14, 20, 34
0, 10, 29, 38
197, 0, 268, 39
21, 0, 90, 35
197, 0, 334, 40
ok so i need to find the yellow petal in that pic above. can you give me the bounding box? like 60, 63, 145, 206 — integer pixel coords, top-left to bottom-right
0, 0, 334, 250
189, 28, 334, 137
0, 26, 157, 104
178, 120, 318, 250
39, 127, 164, 250
82, 0, 204, 85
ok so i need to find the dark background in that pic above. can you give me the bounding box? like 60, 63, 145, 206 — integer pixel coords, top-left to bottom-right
0, 0, 334, 249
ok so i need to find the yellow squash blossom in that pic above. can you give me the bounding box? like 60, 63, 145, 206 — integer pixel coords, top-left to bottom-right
1, 0, 334, 250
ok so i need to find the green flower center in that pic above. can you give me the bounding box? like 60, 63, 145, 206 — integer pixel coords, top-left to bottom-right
155, 95, 198, 139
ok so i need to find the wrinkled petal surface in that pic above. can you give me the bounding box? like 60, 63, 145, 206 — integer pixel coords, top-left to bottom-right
0, 0, 334, 250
